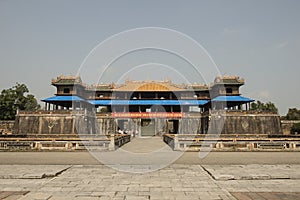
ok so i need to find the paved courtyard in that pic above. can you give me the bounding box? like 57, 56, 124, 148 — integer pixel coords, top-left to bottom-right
1, 138, 300, 199
0, 164, 300, 200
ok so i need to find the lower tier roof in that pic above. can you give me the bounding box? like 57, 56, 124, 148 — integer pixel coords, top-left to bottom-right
212, 95, 254, 102
89, 99, 209, 106
42, 95, 254, 106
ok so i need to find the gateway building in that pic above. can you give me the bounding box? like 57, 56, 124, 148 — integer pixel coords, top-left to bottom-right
36, 75, 273, 137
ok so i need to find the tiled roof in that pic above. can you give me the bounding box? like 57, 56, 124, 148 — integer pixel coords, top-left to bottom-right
51, 75, 82, 85
50, 75, 246, 93
87, 84, 114, 91
89, 99, 209, 105
114, 81, 186, 91
212, 95, 254, 102
42, 95, 85, 102
190, 85, 209, 91
213, 75, 245, 85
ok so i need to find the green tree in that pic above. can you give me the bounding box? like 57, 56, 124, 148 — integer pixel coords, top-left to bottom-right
250, 100, 278, 113
286, 108, 300, 120
0, 83, 40, 120
99, 107, 108, 113
291, 123, 300, 134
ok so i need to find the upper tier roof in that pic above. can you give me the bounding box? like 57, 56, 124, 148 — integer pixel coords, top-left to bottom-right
212, 75, 245, 86
115, 81, 180, 92
113, 80, 208, 92
51, 75, 246, 91
51, 75, 83, 86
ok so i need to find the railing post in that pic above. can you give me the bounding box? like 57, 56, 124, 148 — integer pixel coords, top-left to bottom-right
216, 142, 224, 149
65, 142, 72, 150
108, 134, 115, 151
248, 142, 254, 150
35, 142, 42, 150
174, 134, 180, 151
290, 142, 296, 149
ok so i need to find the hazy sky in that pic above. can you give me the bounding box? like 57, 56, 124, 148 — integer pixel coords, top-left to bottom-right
0, 0, 299, 115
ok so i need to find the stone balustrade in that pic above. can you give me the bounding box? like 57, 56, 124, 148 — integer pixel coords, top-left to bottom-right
0, 134, 130, 151
163, 134, 300, 151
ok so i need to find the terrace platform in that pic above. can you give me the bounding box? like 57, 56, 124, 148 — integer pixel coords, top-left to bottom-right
0, 163, 300, 200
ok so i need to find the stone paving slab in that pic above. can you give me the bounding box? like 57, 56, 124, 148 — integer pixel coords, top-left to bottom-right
202, 164, 300, 180
217, 179, 300, 193
15, 164, 235, 200
121, 137, 167, 153
1, 164, 300, 199
231, 192, 300, 200
0, 191, 29, 200
0, 165, 71, 179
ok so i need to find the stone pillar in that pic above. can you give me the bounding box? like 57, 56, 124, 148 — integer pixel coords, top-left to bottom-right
71, 116, 75, 134
60, 117, 64, 134
35, 142, 42, 150
38, 116, 43, 134
65, 142, 72, 149
108, 134, 115, 151
155, 118, 158, 135
138, 119, 141, 137
248, 142, 255, 150
216, 142, 224, 149
174, 134, 180, 151
290, 142, 296, 149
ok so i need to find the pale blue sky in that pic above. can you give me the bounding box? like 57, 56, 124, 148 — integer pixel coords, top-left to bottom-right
0, 0, 299, 115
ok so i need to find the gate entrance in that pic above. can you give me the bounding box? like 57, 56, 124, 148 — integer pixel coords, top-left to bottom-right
168, 120, 179, 134
141, 119, 155, 137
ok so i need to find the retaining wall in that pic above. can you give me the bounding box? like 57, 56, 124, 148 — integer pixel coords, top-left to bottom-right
281, 120, 300, 135
13, 110, 283, 135
13, 111, 117, 135
0, 121, 14, 134
208, 111, 282, 135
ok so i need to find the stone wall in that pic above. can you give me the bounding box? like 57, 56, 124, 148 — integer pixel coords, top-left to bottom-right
0, 120, 15, 134
208, 111, 282, 135
96, 115, 117, 135
13, 110, 283, 136
14, 111, 76, 134
13, 111, 117, 135
281, 120, 300, 135
179, 118, 201, 134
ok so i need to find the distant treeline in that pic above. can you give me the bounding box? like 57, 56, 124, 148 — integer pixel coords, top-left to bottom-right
282, 108, 300, 120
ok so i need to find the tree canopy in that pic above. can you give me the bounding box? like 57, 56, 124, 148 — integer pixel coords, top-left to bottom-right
291, 123, 300, 134
0, 83, 40, 120
285, 108, 300, 120
250, 100, 278, 113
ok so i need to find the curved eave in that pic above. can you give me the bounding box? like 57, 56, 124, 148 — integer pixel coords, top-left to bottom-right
42, 95, 85, 102
89, 99, 209, 106
211, 95, 254, 102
